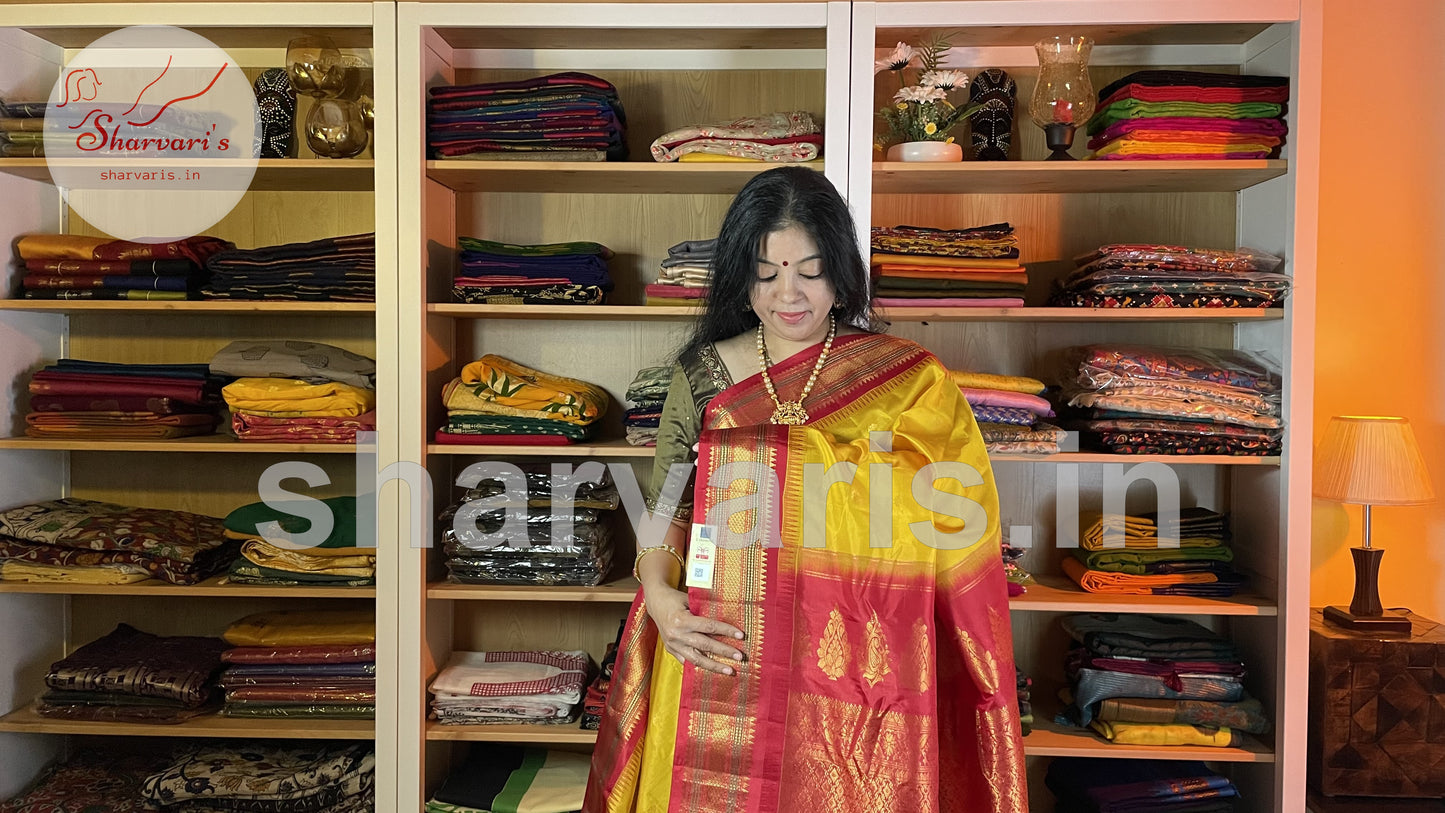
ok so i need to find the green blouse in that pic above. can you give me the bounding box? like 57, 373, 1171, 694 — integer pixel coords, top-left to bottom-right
644, 343, 733, 523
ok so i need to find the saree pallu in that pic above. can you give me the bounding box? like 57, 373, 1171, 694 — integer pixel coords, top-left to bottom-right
587, 333, 1027, 813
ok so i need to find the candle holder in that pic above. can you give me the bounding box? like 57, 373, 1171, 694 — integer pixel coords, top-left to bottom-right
1029, 36, 1095, 161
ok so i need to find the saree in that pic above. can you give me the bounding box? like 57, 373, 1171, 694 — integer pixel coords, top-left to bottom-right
587, 332, 1027, 812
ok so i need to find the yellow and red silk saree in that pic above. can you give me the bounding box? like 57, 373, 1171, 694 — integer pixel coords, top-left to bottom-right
587, 333, 1027, 813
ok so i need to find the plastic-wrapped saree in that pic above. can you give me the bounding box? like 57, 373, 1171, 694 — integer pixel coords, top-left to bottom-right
586, 332, 1027, 813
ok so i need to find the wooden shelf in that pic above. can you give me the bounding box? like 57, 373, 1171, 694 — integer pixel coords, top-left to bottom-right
0, 574, 375, 598
0, 300, 375, 315
428, 578, 639, 603
427, 438, 655, 458
871, 160, 1288, 195
425, 721, 598, 744
434, 26, 825, 51
878, 306, 1284, 323
427, 160, 824, 195
1011, 575, 1277, 616
428, 304, 701, 320
1023, 716, 1274, 762
0, 436, 364, 454
0, 702, 375, 739
876, 22, 1273, 49
0, 159, 375, 192
989, 452, 1279, 465
421, 715, 1271, 760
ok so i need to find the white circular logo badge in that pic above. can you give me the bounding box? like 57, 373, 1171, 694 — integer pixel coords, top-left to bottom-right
44, 26, 260, 243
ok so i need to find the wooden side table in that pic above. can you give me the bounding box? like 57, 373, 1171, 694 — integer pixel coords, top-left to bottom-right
1309, 608, 1445, 798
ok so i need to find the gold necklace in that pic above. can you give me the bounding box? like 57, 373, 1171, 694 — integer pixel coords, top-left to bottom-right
756, 315, 836, 425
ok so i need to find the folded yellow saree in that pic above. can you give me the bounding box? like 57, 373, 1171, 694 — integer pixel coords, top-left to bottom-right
1089, 719, 1241, 747
1078, 510, 1222, 551
223, 609, 375, 646
947, 369, 1048, 395
448, 355, 609, 425
240, 540, 376, 576
222, 378, 375, 418
0, 559, 152, 584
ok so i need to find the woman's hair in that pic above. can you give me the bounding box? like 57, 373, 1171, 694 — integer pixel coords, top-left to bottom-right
679, 166, 877, 360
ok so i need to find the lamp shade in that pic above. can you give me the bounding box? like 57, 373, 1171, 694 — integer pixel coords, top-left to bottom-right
1314, 416, 1436, 504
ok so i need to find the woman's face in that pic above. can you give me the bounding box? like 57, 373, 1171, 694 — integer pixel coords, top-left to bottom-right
750, 224, 836, 346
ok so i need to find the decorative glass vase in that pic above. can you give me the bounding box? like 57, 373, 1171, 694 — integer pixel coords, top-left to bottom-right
1029, 36, 1095, 160
306, 98, 369, 159
885, 140, 963, 162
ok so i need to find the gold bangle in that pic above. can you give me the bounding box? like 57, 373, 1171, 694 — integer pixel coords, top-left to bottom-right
633, 544, 685, 582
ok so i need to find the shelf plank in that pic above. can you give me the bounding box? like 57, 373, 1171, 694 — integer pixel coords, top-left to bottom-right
871, 160, 1288, 195
427, 439, 655, 458
428, 304, 701, 320
990, 453, 1279, 466
0, 159, 375, 192
0, 300, 375, 315
0, 436, 364, 454
876, 23, 1273, 49
877, 306, 1284, 323
0, 702, 375, 739
421, 717, 1271, 760
428, 579, 640, 603
434, 26, 825, 51
1012, 575, 1277, 616
1023, 717, 1274, 762
427, 160, 824, 195
430, 304, 1280, 323
0, 574, 375, 598
426, 721, 598, 744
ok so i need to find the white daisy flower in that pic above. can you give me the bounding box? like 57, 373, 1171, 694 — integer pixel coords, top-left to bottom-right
893, 85, 948, 105
874, 42, 918, 74
920, 69, 969, 92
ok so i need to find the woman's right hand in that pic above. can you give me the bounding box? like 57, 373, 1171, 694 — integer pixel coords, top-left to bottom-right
644, 582, 745, 676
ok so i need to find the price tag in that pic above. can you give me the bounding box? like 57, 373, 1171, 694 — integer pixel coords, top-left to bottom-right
685, 524, 717, 590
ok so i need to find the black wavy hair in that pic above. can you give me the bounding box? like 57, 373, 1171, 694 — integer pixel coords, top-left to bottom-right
679, 166, 878, 361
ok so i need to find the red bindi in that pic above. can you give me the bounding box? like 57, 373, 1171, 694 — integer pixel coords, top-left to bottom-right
782, 261, 788, 266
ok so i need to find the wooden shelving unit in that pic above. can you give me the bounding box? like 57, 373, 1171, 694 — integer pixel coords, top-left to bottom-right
0, 574, 377, 598
427, 160, 825, 195
0, 436, 363, 454
427, 578, 640, 602
0, 300, 375, 314
871, 160, 1287, 195
0, 159, 376, 192
0, 703, 374, 740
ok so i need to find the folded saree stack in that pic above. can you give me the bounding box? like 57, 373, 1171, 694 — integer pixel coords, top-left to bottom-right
870, 223, 1026, 307
1086, 69, 1289, 161
201, 232, 376, 301
15, 233, 229, 301
429, 650, 593, 725
35, 623, 226, 723
1016, 667, 1034, 736
646, 237, 714, 306
222, 496, 375, 587
1046, 758, 1242, 812
438, 355, 609, 444
948, 369, 1064, 454
1057, 613, 1269, 748
220, 610, 377, 719
426, 744, 590, 813
439, 463, 618, 587
581, 630, 621, 730
427, 71, 626, 160
212, 340, 377, 443
1063, 508, 1243, 597
0, 749, 172, 812
1063, 344, 1284, 455
1001, 537, 1034, 596
650, 111, 821, 162
0, 497, 238, 585
623, 365, 670, 446
1051, 243, 1292, 309
141, 741, 376, 812
26, 359, 225, 439
453, 238, 614, 305
0, 101, 47, 157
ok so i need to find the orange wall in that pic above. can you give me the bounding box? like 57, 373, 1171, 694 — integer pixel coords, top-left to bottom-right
1313, 0, 1445, 618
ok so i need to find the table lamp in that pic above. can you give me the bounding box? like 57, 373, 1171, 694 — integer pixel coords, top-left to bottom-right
1314, 415, 1435, 634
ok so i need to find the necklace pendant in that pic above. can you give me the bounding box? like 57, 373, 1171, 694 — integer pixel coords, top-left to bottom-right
770, 401, 809, 425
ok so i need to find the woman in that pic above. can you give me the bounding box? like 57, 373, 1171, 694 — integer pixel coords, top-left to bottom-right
586, 166, 1027, 812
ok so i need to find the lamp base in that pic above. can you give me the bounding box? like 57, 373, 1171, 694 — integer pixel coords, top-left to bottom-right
1323, 604, 1413, 634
